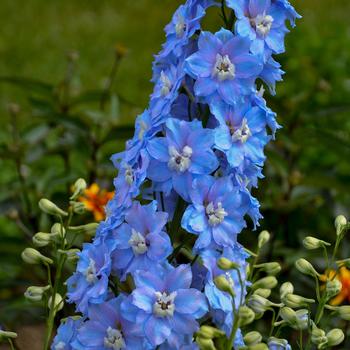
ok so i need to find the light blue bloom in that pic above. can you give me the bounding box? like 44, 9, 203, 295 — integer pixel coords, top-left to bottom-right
147, 118, 218, 201
268, 337, 292, 350
181, 175, 247, 249
121, 264, 208, 348
185, 28, 263, 105
111, 201, 171, 279
51, 317, 82, 350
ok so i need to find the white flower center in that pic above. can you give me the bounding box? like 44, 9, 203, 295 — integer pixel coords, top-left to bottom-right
212, 54, 235, 81
104, 327, 126, 350
138, 120, 148, 140
175, 15, 186, 38
128, 229, 148, 255
153, 291, 177, 317
225, 272, 235, 288
168, 145, 193, 173
84, 258, 98, 283
253, 14, 274, 37
206, 202, 228, 226
160, 71, 172, 96
124, 167, 134, 185
54, 342, 66, 350
231, 118, 251, 143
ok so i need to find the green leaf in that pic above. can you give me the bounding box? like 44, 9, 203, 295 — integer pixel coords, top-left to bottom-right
0, 76, 53, 97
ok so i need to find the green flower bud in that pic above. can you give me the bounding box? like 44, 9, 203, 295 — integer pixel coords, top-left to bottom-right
21, 248, 53, 265
283, 294, 315, 308
279, 307, 309, 330
198, 325, 225, 339
238, 306, 255, 326
68, 223, 99, 236
251, 276, 278, 290
254, 262, 281, 276
39, 198, 68, 217
258, 230, 270, 249
247, 344, 268, 350
32, 232, 53, 247
24, 285, 50, 302
70, 201, 86, 215
214, 275, 234, 297
325, 279, 342, 300
335, 215, 347, 236
280, 282, 294, 299
325, 329, 344, 348
70, 178, 87, 200
295, 258, 320, 278
267, 337, 289, 349
57, 248, 80, 262
248, 295, 282, 314
244, 331, 262, 346
0, 330, 17, 340
217, 257, 239, 270
294, 309, 309, 330
311, 323, 327, 346
325, 305, 350, 321
51, 223, 66, 238
302, 236, 331, 250
48, 293, 64, 312
253, 288, 271, 298
196, 336, 216, 350
336, 258, 350, 268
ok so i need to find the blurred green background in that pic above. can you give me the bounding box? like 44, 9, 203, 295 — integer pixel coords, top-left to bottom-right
0, 0, 350, 348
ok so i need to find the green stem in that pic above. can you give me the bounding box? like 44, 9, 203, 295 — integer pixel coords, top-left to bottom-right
169, 197, 186, 242
299, 329, 304, 350
227, 306, 239, 350
8, 339, 15, 350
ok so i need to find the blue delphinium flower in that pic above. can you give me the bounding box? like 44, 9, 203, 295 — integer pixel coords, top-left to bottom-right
268, 337, 292, 350
111, 201, 172, 279
211, 98, 270, 168
71, 295, 147, 350
181, 175, 247, 250
66, 242, 112, 314
147, 118, 218, 201
227, 0, 299, 55
259, 56, 284, 95
185, 28, 263, 105
51, 317, 82, 350
121, 264, 208, 348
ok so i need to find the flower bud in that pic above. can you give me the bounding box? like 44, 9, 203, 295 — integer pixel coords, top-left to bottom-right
244, 331, 262, 346
302, 236, 330, 250
48, 293, 64, 312
335, 215, 347, 236
325, 279, 342, 300
280, 282, 294, 299
254, 262, 281, 276
214, 275, 234, 297
258, 230, 270, 249
198, 325, 225, 339
32, 232, 52, 247
325, 305, 350, 321
57, 248, 80, 262
195, 336, 216, 350
238, 306, 255, 326
295, 258, 320, 278
51, 223, 66, 238
247, 344, 268, 350
248, 295, 282, 314
217, 257, 239, 270
0, 329, 17, 340
267, 337, 291, 350
70, 178, 87, 200
253, 288, 271, 299
311, 323, 327, 346
251, 276, 278, 290
68, 223, 99, 236
70, 201, 86, 215
279, 307, 308, 330
294, 309, 309, 330
325, 329, 344, 347
39, 198, 68, 217
24, 285, 50, 301
283, 294, 315, 308
21, 248, 53, 265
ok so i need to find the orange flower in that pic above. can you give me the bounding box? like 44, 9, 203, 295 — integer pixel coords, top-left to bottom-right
79, 183, 114, 221
320, 267, 350, 305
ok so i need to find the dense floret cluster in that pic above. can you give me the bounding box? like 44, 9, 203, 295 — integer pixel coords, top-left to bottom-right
54, 0, 299, 349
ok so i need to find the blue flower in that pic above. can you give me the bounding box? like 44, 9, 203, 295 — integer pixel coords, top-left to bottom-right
111, 201, 172, 279
201, 244, 249, 336
227, 0, 300, 55
71, 296, 147, 350
51, 317, 82, 350
268, 337, 292, 350
185, 28, 263, 105
66, 242, 112, 314
121, 264, 208, 348
147, 118, 218, 201
259, 56, 284, 95
210, 98, 270, 168
181, 175, 247, 249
